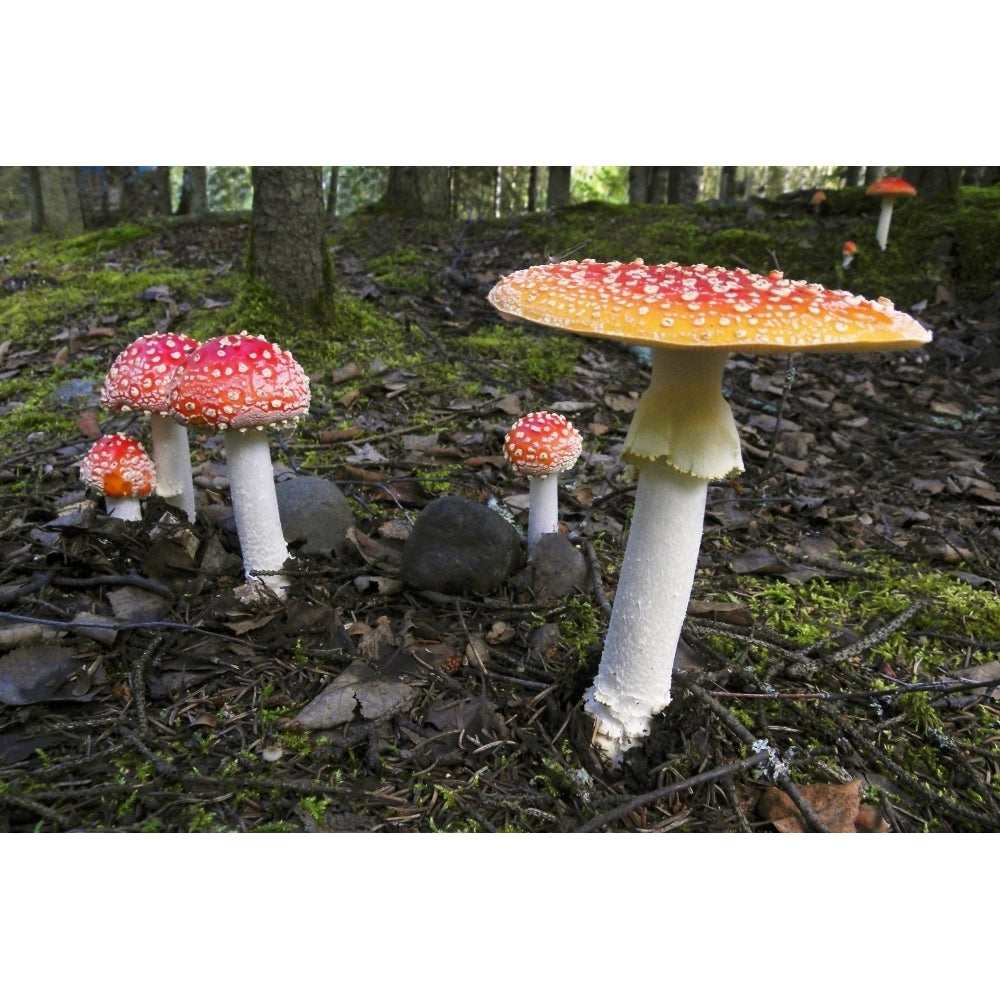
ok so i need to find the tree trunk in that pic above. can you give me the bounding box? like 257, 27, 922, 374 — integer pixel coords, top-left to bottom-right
547, 167, 571, 209
178, 167, 207, 216
29, 166, 85, 236
249, 166, 328, 313
902, 166, 961, 197
419, 167, 451, 219
647, 167, 670, 204
718, 166, 737, 202
864, 166, 886, 185
845, 166, 864, 186
668, 166, 702, 204
154, 167, 173, 215
628, 166, 650, 204
528, 166, 538, 212
326, 167, 339, 221
379, 167, 424, 215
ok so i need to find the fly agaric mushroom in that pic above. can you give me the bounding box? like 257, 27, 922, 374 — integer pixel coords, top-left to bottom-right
504, 411, 583, 557
101, 332, 199, 521
842, 241, 858, 268
490, 259, 931, 764
168, 332, 310, 598
866, 177, 916, 250
80, 433, 156, 520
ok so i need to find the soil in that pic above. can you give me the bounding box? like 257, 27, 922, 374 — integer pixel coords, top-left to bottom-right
1, 205, 998, 833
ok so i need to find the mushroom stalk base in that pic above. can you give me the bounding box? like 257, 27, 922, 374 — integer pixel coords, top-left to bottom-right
584, 462, 708, 765
151, 414, 196, 522
526, 473, 559, 557
224, 428, 291, 598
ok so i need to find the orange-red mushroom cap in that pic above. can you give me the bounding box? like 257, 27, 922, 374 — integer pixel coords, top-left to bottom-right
504, 412, 583, 477
80, 433, 156, 498
489, 259, 930, 353
866, 177, 916, 199
102, 333, 199, 414
168, 333, 310, 430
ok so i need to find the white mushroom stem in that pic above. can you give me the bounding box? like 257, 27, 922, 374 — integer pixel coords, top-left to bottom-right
526, 472, 560, 556
585, 462, 706, 763
150, 413, 196, 522
223, 427, 291, 597
875, 197, 896, 251
585, 348, 741, 765
104, 496, 144, 521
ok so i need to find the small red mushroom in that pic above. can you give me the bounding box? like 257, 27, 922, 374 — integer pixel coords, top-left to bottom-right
101, 332, 198, 521
80, 433, 156, 520
168, 332, 310, 598
504, 411, 583, 557
866, 177, 916, 250
842, 241, 857, 268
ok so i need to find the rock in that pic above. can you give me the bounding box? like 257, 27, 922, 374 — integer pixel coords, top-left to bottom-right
400, 495, 523, 595
275, 476, 356, 558
525, 532, 588, 600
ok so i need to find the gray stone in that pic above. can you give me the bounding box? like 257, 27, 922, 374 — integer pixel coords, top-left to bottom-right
275, 476, 356, 558
400, 496, 523, 595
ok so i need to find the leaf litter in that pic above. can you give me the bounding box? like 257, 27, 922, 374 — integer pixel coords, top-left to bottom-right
1, 212, 999, 832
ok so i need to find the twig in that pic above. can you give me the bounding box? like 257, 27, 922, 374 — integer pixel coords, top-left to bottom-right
576, 750, 770, 832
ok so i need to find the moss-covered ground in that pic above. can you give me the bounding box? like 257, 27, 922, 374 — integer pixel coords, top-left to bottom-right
1, 188, 998, 832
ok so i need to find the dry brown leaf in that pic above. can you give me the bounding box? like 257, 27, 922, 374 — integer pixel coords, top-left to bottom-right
758, 779, 888, 833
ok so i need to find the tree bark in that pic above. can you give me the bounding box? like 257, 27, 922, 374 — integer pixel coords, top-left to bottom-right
178, 167, 207, 216
628, 166, 650, 204
29, 167, 85, 236
326, 167, 339, 221
379, 167, 424, 215
845, 166, 864, 186
419, 167, 451, 219
648, 167, 670, 204
154, 167, 173, 215
718, 166, 737, 202
547, 167, 571, 209
902, 166, 962, 197
249, 166, 328, 312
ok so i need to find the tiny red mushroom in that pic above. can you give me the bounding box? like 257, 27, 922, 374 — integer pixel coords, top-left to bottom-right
866, 177, 916, 250
504, 411, 583, 557
490, 259, 931, 764
80, 433, 156, 521
168, 332, 310, 598
101, 332, 199, 521
842, 241, 858, 268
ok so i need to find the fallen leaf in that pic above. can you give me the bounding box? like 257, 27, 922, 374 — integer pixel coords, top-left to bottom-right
757, 779, 887, 833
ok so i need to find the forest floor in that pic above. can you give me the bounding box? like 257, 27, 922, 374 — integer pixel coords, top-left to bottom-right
1, 198, 999, 833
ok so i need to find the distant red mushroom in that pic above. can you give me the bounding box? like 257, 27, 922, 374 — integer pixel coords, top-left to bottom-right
80, 433, 156, 520
168, 332, 310, 598
842, 241, 857, 268
504, 411, 583, 557
101, 332, 198, 521
866, 177, 916, 250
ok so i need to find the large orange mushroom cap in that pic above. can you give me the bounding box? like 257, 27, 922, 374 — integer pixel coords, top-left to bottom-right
489, 259, 930, 354
866, 177, 916, 199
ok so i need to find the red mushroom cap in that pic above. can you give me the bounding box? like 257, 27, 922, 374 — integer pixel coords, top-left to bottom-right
810, 191, 827, 205
80, 433, 156, 498
168, 332, 310, 430
102, 332, 199, 414
866, 177, 916, 199
504, 411, 583, 477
